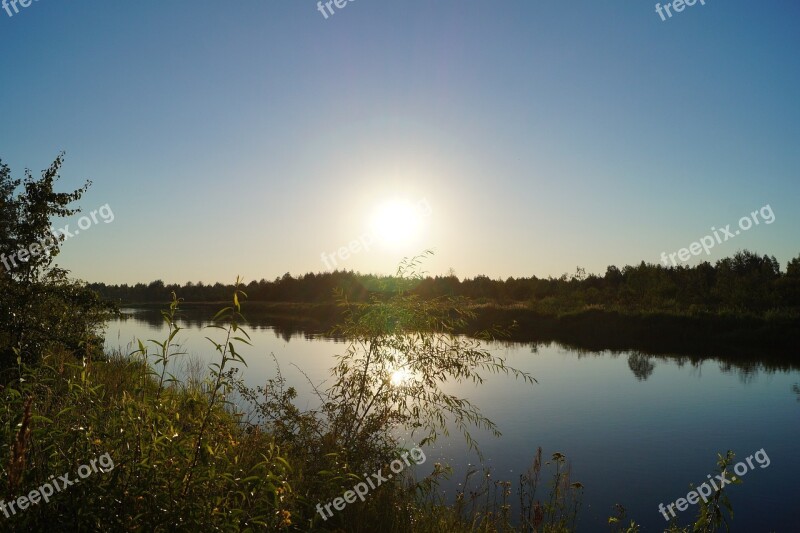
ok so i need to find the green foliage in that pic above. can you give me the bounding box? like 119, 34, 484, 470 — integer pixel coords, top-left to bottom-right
324, 253, 536, 463
233, 253, 537, 530
0, 154, 111, 368
0, 153, 89, 281
690, 451, 740, 533
0, 287, 294, 531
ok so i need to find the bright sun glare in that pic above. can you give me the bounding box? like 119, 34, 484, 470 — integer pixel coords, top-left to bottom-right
369, 199, 423, 247
389, 368, 414, 387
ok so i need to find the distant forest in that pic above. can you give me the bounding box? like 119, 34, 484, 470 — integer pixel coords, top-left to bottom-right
91, 250, 800, 315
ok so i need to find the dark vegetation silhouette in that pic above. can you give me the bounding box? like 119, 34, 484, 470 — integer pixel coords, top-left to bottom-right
0, 154, 111, 369
91, 251, 800, 356
90, 252, 800, 313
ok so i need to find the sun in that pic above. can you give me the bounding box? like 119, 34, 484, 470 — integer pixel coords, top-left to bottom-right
389, 367, 414, 387
369, 199, 424, 247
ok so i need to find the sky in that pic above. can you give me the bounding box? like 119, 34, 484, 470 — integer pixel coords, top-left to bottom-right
0, 0, 798, 284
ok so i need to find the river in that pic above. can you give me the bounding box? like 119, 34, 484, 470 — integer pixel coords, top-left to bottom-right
104, 308, 800, 531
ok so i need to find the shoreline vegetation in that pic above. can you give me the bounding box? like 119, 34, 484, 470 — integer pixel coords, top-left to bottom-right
113, 298, 800, 359
92, 248, 800, 359
121, 302, 800, 358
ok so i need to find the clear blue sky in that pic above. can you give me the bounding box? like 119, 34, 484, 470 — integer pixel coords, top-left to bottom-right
1, 0, 797, 284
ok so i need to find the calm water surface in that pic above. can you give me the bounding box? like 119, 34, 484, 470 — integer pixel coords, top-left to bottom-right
105, 309, 800, 531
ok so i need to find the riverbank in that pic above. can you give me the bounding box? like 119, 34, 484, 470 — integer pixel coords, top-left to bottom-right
117, 301, 800, 358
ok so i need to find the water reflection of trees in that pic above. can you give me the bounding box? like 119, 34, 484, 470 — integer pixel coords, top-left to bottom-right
520, 340, 799, 383
627, 353, 655, 381
115, 311, 800, 383
718, 360, 761, 384
118, 308, 338, 344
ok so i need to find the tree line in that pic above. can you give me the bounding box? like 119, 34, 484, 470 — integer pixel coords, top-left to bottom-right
90, 249, 800, 315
